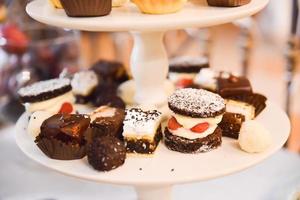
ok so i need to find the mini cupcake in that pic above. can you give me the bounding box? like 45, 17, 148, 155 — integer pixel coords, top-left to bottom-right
207, 0, 251, 7
35, 114, 90, 160
113, 0, 129, 7
131, 0, 187, 14
165, 88, 225, 153
49, 0, 63, 9
60, 0, 112, 17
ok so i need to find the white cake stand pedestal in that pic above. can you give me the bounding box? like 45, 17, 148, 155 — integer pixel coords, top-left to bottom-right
24, 1, 274, 199
26, 0, 269, 107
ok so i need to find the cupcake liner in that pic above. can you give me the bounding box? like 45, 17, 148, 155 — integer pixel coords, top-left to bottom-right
131, 0, 187, 14
60, 0, 112, 17
207, 0, 251, 7
227, 93, 267, 117
35, 136, 86, 160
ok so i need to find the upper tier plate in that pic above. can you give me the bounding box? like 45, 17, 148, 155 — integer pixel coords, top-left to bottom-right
15, 102, 290, 186
26, 0, 269, 32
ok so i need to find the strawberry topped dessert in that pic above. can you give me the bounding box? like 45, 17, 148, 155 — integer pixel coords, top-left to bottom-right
164, 88, 225, 153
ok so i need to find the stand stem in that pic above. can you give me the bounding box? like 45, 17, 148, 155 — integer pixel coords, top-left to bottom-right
130, 31, 169, 106
135, 185, 172, 200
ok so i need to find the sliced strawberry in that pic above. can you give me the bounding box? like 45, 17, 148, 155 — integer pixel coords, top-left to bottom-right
176, 78, 194, 88
58, 102, 73, 114
190, 122, 209, 133
168, 117, 182, 130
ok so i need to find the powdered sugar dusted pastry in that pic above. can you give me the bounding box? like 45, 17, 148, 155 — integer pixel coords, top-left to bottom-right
169, 56, 209, 88
112, 0, 129, 7
165, 88, 225, 153
71, 70, 99, 104
18, 78, 75, 114
123, 108, 163, 154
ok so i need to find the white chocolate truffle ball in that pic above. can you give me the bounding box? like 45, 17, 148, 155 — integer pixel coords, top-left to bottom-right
112, 0, 129, 7
238, 120, 272, 153
27, 111, 52, 139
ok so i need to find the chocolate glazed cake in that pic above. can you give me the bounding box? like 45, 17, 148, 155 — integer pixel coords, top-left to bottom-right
165, 88, 225, 153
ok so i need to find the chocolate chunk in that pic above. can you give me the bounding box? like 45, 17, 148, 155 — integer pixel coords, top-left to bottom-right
219, 112, 245, 139
87, 136, 126, 171
217, 74, 252, 98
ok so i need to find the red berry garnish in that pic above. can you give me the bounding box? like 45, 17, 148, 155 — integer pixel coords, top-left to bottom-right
168, 117, 182, 130
190, 122, 209, 133
176, 78, 194, 88
58, 102, 73, 114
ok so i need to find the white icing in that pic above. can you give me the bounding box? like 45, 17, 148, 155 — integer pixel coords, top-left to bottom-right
174, 113, 223, 129
169, 56, 209, 67
194, 68, 217, 91
123, 108, 162, 139
71, 70, 98, 96
25, 91, 75, 114
171, 125, 218, 140
27, 111, 52, 139
226, 99, 255, 120
90, 106, 116, 122
18, 78, 70, 97
238, 120, 272, 153
168, 72, 196, 83
112, 0, 129, 7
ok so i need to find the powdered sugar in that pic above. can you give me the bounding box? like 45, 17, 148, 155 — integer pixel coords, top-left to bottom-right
168, 88, 225, 117
18, 78, 71, 97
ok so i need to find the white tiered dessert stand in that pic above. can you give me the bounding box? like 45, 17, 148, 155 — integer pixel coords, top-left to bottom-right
16, 0, 291, 200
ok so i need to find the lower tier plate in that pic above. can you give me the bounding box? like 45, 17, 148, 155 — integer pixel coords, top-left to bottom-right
15, 102, 290, 186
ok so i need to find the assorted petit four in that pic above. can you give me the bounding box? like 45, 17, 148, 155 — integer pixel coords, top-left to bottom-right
71, 70, 99, 104
18, 78, 75, 114
123, 108, 163, 154
207, 0, 251, 7
165, 88, 225, 153
218, 112, 245, 139
238, 120, 272, 153
89, 106, 125, 139
87, 136, 126, 171
60, 0, 112, 17
131, 0, 187, 14
169, 56, 209, 88
35, 114, 90, 160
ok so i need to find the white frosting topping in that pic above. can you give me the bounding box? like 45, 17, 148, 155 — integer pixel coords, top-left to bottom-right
238, 120, 272, 153
90, 106, 116, 122
71, 70, 98, 96
25, 91, 75, 114
168, 72, 196, 83
174, 113, 223, 129
169, 56, 209, 67
27, 111, 53, 139
18, 78, 70, 97
194, 68, 217, 90
226, 99, 255, 120
123, 108, 162, 138
168, 88, 225, 118
171, 125, 218, 140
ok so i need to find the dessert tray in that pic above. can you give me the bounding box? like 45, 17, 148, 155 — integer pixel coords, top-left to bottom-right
15, 102, 290, 199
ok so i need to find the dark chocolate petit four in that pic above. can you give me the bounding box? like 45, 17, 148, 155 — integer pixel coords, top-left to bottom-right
123, 108, 163, 154
18, 78, 75, 114
87, 136, 126, 171
207, 0, 251, 7
60, 0, 112, 17
169, 56, 209, 88
88, 106, 125, 140
35, 114, 90, 160
165, 88, 225, 153
218, 112, 245, 139
71, 70, 99, 104
91, 60, 129, 85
